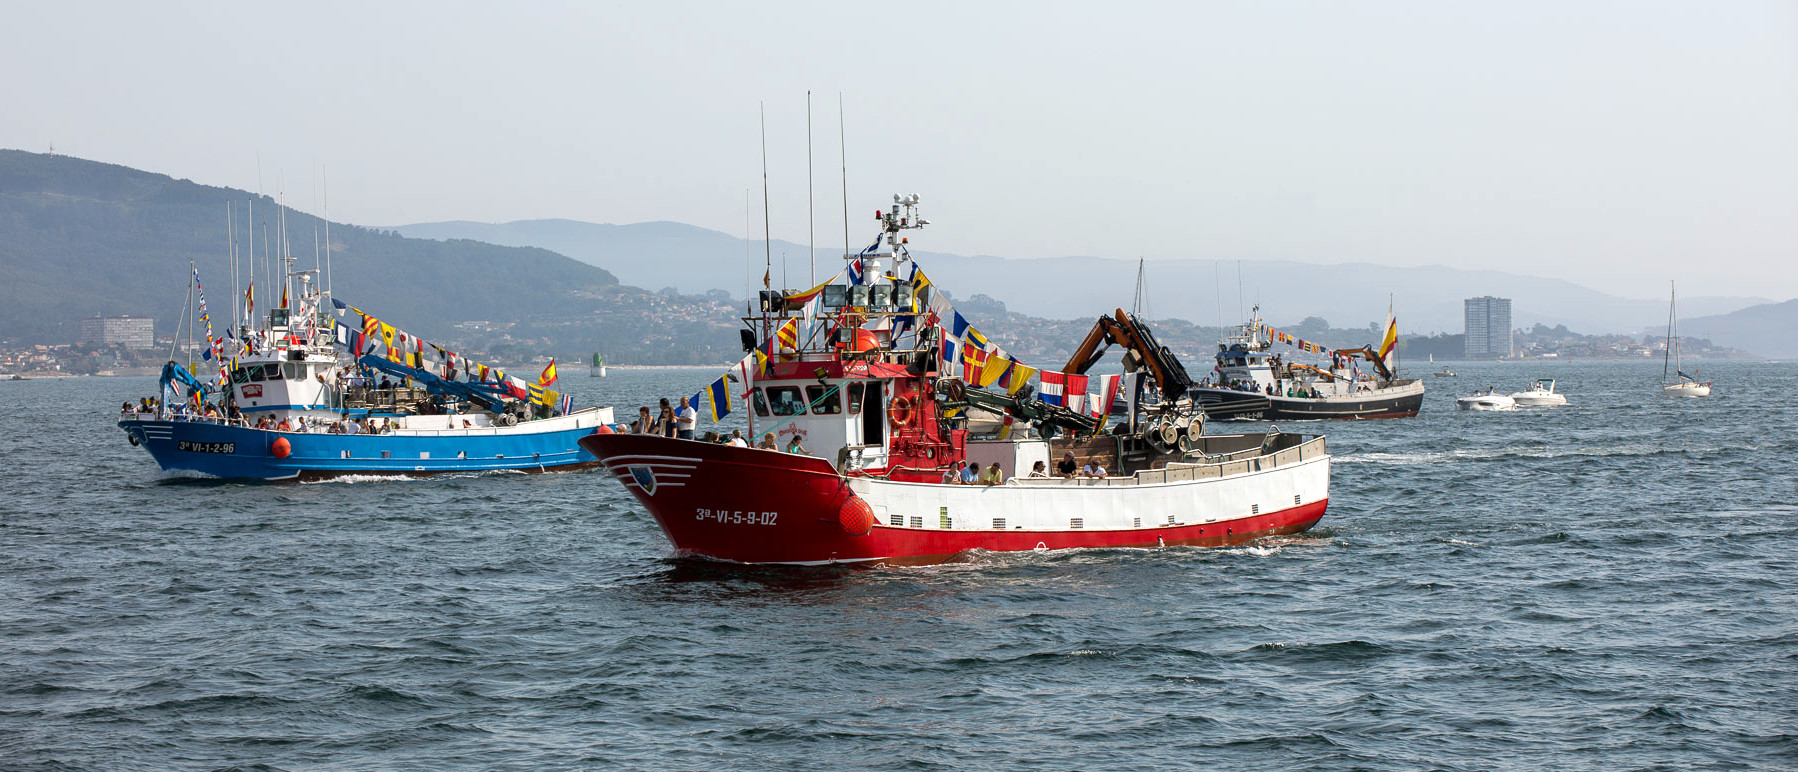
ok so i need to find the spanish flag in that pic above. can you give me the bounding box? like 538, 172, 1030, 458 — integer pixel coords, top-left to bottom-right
539, 358, 558, 386
1377, 302, 1399, 367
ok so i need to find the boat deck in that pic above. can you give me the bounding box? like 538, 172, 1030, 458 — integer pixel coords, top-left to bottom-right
1022, 434, 1324, 487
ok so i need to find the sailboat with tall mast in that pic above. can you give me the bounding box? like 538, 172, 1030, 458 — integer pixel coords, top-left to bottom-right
1662, 281, 1712, 398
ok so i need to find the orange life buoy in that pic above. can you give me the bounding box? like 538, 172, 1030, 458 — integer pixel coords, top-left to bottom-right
887, 394, 915, 430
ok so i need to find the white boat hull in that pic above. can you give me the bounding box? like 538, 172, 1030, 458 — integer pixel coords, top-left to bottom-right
1663, 383, 1710, 398
1511, 393, 1567, 407
1457, 395, 1516, 411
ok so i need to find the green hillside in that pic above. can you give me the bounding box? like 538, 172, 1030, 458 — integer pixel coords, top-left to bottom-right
0, 149, 623, 344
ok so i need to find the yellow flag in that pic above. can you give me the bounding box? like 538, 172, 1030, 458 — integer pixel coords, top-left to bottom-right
1003, 362, 1038, 395
979, 353, 1011, 388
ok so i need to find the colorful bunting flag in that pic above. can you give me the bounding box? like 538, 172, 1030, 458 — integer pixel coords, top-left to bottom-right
1039, 370, 1066, 406
1000, 362, 1037, 396
705, 376, 731, 422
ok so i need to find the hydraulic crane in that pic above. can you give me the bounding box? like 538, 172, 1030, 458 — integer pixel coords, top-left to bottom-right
1062, 309, 1197, 401
936, 379, 1103, 439
1330, 345, 1395, 382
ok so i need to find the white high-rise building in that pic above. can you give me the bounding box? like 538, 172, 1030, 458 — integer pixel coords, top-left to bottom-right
1463, 297, 1512, 358
79, 316, 155, 348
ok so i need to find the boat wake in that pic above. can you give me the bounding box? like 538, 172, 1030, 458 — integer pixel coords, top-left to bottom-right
1338, 443, 1727, 466
299, 468, 529, 485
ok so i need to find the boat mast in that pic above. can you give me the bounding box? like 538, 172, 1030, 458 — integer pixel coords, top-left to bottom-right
323, 166, 332, 297
185, 261, 196, 369
760, 102, 772, 292
807, 90, 815, 286
246, 198, 253, 329
839, 92, 849, 259
1661, 280, 1675, 379
1132, 258, 1145, 317
227, 202, 236, 332
262, 223, 270, 321
170, 269, 192, 364
1664, 280, 1675, 383
744, 188, 753, 314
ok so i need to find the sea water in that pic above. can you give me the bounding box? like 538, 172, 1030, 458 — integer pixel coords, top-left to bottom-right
2, 360, 1794, 770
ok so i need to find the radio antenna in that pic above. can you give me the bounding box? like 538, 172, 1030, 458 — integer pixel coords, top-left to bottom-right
839, 92, 849, 258
760, 102, 772, 290
807, 90, 815, 285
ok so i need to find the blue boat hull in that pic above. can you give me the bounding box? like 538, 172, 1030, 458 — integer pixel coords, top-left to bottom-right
119, 419, 602, 481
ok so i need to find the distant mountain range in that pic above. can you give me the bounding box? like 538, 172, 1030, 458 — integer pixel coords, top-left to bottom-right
1673, 299, 1798, 360
0, 150, 621, 343
4, 149, 1785, 361
391, 218, 1775, 337
0, 150, 747, 365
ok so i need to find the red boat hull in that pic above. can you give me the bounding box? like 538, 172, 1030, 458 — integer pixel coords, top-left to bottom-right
580, 433, 1327, 566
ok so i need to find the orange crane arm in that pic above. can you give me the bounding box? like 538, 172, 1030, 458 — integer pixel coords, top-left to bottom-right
1334, 345, 1394, 381
1061, 309, 1195, 399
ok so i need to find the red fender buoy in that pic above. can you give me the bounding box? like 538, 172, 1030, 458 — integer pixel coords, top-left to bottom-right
270, 436, 291, 459
594, 424, 615, 435
838, 496, 875, 537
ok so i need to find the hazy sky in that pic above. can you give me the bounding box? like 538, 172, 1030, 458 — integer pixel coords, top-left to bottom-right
4, 1, 1794, 300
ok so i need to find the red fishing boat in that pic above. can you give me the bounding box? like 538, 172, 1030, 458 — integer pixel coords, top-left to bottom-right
580, 195, 1330, 565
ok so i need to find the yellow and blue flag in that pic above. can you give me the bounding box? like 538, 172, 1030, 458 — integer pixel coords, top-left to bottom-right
706, 376, 731, 421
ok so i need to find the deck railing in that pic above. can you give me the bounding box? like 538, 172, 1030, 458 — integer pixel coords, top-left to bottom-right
1011, 435, 1326, 487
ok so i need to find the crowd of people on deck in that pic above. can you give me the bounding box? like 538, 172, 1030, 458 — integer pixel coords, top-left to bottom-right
930, 451, 1110, 486
625, 397, 800, 453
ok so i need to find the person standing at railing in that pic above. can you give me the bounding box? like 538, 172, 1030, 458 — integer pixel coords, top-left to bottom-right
675, 399, 697, 440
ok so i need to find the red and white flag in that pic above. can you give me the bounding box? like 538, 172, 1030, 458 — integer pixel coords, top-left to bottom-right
1092, 374, 1122, 418
1064, 373, 1089, 413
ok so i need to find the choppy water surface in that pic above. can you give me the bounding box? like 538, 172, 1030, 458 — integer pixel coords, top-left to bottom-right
3, 361, 1795, 770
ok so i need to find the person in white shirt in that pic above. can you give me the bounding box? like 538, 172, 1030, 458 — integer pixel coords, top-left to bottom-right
1081, 461, 1107, 478
675, 401, 698, 440
727, 429, 748, 448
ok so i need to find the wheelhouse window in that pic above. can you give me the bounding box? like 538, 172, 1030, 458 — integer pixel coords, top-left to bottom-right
283, 363, 306, 380
751, 390, 772, 417
806, 384, 842, 415
767, 386, 807, 416
231, 367, 250, 385
847, 382, 865, 414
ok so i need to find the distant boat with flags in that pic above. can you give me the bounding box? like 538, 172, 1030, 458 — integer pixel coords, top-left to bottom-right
118, 207, 614, 481
591, 352, 607, 377
1191, 304, 1425, 420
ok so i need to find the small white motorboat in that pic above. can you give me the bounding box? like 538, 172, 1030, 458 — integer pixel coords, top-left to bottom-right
1456, 388, 1516, 411
1510, 378, 1567, 407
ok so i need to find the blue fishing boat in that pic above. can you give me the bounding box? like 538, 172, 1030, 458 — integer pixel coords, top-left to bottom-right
119, 261, 614, 481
